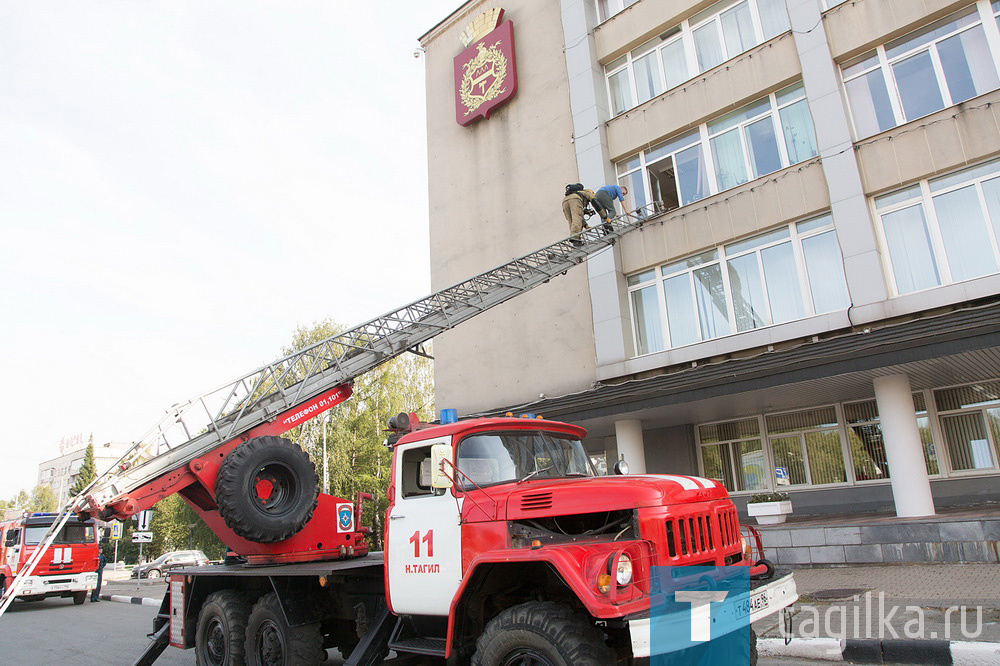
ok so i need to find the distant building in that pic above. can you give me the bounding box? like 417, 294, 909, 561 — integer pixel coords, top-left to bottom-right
37, 436, 130, 506
420, 0, 1000, 518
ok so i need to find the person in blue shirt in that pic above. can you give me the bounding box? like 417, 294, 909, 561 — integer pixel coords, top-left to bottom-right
593, 185, 628, 234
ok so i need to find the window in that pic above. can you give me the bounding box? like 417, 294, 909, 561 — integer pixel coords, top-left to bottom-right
844, 393, 939, 480
605, 0, 789, 116
935, 381, 1000, 471
597, 0, 640, 23
400, 446, 436, 498
698, 418, 768, 491
874, 158, 1000, 295
456, 431, 595, 489
617, 83, 816, 214
841, 5, 1000, 138
626, 214, 849, 353
767, 407, 847, 486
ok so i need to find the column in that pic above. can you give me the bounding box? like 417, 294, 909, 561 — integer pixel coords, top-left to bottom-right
615, 419, 647, 474
873, 374, 935, 517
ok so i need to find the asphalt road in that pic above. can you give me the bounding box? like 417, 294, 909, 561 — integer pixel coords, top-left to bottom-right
0, 595, 190, 666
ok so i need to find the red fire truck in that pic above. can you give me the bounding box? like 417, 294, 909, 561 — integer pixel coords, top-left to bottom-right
50, 211, 795, 663
0, 513, 100, 605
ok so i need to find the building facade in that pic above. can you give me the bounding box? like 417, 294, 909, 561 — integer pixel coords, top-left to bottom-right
420, 0, 1000, 516
38, 437, 130, 507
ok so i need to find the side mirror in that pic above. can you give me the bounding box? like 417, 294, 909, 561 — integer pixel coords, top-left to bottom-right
613, 459, 630, 475
430, 443, 454, 489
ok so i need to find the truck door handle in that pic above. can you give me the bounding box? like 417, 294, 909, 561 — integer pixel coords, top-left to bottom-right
389, 515, 405, 520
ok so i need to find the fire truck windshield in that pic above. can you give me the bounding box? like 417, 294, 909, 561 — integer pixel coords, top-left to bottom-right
24, 523, 96, 546
456, 430, 596, 489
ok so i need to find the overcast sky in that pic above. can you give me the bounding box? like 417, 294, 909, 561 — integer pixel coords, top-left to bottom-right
0, 1, 463, 499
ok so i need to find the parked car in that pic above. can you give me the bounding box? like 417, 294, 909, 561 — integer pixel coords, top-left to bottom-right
131, 550, 209, 579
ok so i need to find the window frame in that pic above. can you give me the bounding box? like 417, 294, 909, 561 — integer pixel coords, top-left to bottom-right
872, 157, 1000, 296
603, 0, 790, 117
625, 213, 847, 355
840, 2, 1000, 139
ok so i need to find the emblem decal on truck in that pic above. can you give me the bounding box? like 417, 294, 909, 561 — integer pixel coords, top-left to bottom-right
336, 503, 354, 533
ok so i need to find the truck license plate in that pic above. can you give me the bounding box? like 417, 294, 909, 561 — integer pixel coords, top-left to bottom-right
734, 591, 769, 619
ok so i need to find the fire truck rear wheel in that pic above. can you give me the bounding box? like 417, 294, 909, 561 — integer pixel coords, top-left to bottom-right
472, 601, 616, 666
195, 590, 252, 666
216, 436, 319, 543
245, 592, 324, 666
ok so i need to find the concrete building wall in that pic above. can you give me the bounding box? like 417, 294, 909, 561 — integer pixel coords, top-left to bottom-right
421, 1, 597, 414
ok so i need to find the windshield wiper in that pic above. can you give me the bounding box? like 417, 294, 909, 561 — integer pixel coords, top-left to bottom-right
517, 465, 554, 484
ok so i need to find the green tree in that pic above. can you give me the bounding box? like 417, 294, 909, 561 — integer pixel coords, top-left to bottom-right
148, 495, 226, 560
282, 319, 434, 550
68, 436, 97, 497
27, 484, 57, 512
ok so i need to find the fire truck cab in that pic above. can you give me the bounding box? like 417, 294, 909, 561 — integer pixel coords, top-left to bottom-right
0, 513, 100, 605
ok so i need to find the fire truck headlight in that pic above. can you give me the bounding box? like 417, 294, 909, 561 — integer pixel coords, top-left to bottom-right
613, 553, 633, 586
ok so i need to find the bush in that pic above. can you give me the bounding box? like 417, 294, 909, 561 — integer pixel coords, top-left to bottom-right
748, 492, 790, 503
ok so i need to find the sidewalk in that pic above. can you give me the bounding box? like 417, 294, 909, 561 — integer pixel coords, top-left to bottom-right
754, 563, 1000, 663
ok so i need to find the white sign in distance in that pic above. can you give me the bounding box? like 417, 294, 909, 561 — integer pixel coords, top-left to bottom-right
132, 531, 153, 543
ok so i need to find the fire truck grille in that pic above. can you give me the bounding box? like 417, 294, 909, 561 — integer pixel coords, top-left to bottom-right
664, 507, 740, 560
519, 491, 553, 511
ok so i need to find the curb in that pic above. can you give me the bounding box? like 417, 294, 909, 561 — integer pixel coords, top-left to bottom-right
758, 638, 1000, 664
99, 593, 160, 607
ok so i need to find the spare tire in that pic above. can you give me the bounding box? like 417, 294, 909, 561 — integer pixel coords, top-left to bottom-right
215, 436, 319, 543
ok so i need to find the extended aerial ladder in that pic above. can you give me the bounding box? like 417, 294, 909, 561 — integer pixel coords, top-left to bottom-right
0, 204, 663, 617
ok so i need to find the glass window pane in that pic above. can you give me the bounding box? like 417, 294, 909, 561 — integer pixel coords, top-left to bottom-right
844, 400, 879, 424
711, 129, 748, 191
694, 22, 725, 72
801, 230, 851, 313
721, 1, 756, 58
693, 264, 730, 339
728, 253, 767, 330
984, 177, 1000, 244
647, 128, 701, 161
664, 274, 700, 347
661, 38, 689, 90
848, 423, 890, 481
709, 97, 771, 134
932, 185, 998, 281
761, 241, 804, 323
736, 440, 768, 491
631, 285, 663, 355
881, 205, 941, 294
676, 144, 709, 205
775, 81, 805, 107
770, 436, 807, 485
702, 443, 735, 490
929, 158, 1000, 192
766, 406, 839, 433
779, 99, 819, 164
843, 50, 880, 79
663, 249, 719, 275
797, 213, 834, 235
634, 51, 663, 104
757, 0, 789, 40
805, 431, 847, 484
875, 184, 922, 209
745, 116, 783, 178
620, 170, 647, 214
942, 412, 996, 470
917, 415, 940, 475
892, 51, 945, 120
885, 9, 979, 60
627, 268, 656, 286
938, 26, 1000, 105
934, 381, 1000, 411
699, 418, 760, 443
846, 70, 897, 137
608, 68, 633, 116
726, 226, 790, 254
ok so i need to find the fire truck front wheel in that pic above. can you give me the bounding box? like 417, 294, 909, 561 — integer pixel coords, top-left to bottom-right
216, 436, 319, 543
472, 601, 616, 666
195, 590, 251, 666
245, 592, 324, 666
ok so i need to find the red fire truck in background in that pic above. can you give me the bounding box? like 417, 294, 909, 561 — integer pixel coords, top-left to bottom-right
0, 513, 100, 605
